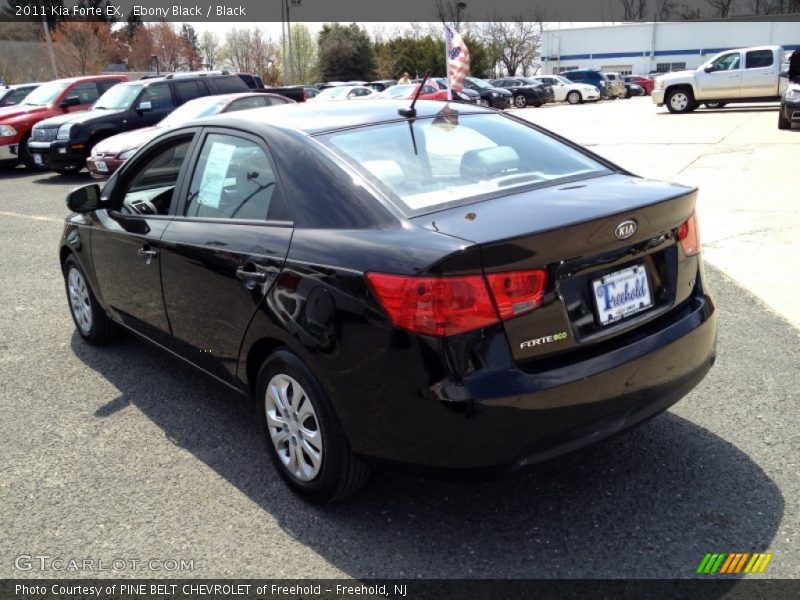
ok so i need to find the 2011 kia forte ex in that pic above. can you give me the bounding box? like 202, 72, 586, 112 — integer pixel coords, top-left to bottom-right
58, 100, 716, 503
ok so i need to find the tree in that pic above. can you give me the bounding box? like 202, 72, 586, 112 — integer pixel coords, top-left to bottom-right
435, 0, 469, 31
290, 23, 317, 84
123, 9, 142, 40
480, 18, 541, 77
619, 0, 649, 20
705, 0, 735, 16
221, 27, 281, 85
128, 23, 196, 72
179, 24, 200, 70
317, 23, 375, 82
199, 30, 220, 71
50, 20, 114, 75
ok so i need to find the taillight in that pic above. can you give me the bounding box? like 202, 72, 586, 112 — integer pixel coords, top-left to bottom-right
677, 213, 701, 256
485, 269, 547, 319
366, 268, 547, 337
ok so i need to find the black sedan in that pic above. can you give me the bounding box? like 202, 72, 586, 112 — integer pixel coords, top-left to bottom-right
60, 100, 716, 502
463, 77, 512, 108
490, 77, 551, 108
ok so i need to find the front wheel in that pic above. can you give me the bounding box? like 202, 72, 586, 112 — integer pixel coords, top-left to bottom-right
479, 98, 490, 107
18, 135, 37, 169
778, 111, 790, 130
63, 256, 119, 345
256, 350, 370, 503
513, 94, 528, 108
566, 91, 582, 105
666, 88, 696, 114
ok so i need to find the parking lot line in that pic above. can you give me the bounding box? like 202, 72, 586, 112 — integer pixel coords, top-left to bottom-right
0, 210, 62, 223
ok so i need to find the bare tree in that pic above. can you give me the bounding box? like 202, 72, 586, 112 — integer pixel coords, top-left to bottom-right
435, 0, 469, 30
199, 31, 220, 70
481, 18, 541, 77
705, 0, 736, 16
619, 0, 650, 20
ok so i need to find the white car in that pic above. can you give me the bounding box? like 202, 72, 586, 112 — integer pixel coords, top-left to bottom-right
309, 86, 378, 101
532, 75, 600, 104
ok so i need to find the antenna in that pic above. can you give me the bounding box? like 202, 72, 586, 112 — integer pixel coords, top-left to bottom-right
398, 70, 432, 118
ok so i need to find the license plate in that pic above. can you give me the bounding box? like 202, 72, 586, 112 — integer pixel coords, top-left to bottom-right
95, 160, 108, 172
33, 153, 42, 165
592, 265, 653, 326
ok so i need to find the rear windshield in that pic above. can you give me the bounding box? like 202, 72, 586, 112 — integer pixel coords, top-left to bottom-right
318, 112, 611, 215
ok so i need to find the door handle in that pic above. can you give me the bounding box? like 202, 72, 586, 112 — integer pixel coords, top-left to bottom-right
137, 246, 159, 265
236, 267, 269, 290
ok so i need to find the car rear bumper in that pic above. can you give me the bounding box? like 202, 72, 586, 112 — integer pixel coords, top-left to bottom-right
652, 89, 665, 105
28, 140, 85, 169
86, 155, 123, 179
782, 98, 800, 120
341, 271, 716, 471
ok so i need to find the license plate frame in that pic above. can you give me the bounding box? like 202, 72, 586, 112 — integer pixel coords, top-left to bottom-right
95, 160, 108, 173
33, 153, 42, 165
592, 264, 653, 326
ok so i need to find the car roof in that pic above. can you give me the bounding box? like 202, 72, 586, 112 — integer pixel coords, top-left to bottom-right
191, 99, 493, 136
53, 74, 128, 84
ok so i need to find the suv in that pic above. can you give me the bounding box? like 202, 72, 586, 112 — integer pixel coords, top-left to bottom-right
29, 74, 249, 174
562, 69, 614, 99
0, 74, 128, 169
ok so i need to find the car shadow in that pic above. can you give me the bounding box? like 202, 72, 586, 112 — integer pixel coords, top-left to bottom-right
73, 266, 785, 580
31, 170, 91, 185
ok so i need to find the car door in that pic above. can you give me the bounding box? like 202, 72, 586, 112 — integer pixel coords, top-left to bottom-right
742, 49, 777, 97
90, 130, 198, 344
158, 128, 293, 385
698, 51, 743, 99
136, 81, 176, 125
62, 81, 101, 113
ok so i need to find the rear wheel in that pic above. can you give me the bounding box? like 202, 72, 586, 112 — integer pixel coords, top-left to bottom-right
704, 101, 727, 109
566, 91, 582, 105
666, 88, 696, 114
513, 94, 528, 108
63, 256, 118, 345
778, 111, 791, 130
256, 349, 370, 503
18, 135, 36, 169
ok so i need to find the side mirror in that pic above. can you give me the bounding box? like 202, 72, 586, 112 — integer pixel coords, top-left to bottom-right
137, 101, 152, 112
704, 65, 715, 73
66, 184, 101, 213
59, 96, 80, 109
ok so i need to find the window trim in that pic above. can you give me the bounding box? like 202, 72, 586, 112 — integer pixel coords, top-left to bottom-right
175, 126, 293, 226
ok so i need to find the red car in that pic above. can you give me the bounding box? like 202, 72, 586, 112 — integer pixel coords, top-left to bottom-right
624, 75, 654, 95
87, 92, 294, 179
379, 83, 446, 101
0, 74, 128, 169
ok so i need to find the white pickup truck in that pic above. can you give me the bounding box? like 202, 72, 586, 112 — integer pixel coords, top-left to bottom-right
652, 45, 790, 113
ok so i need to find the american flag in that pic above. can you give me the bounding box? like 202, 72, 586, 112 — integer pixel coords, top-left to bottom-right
445, 25, 470, 92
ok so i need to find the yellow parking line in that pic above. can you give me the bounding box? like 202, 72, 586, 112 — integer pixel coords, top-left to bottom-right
0, 210, 62, 223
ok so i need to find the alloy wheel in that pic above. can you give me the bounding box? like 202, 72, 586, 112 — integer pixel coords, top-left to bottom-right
67, 267, 92, 333
265, 373, 323, 482
514, 94, 527, 108
480, 98, 490, 107
567, 91, 581, 104
670, 92, 689, 112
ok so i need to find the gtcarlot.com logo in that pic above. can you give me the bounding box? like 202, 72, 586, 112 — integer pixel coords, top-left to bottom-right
696, 552, 773, 575
15, 554, 195, 572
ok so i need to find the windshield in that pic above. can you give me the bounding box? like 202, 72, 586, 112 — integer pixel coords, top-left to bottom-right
466, 77, 492, 89
94, 84, 142, 110
22, 81, 68, 106
159, 96, 226, 126
319, 112, 610, 215
317, 87, 350, 100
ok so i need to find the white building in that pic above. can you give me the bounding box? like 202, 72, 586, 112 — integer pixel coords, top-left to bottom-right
541, 21, 800, 75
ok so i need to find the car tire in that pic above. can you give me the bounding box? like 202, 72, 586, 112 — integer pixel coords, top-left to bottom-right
18, 135, 36, 169
513, 94, 528, 108
479, 98, 490, 107
666, 88, 696, 114
778, 111, 790, 130
256, 349, 370, 503
567, 91, 582, 105
63, 256, 119, 345
704, 101, 727, 109
55, 166, 81, 175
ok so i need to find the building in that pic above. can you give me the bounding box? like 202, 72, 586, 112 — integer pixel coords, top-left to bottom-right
541, 21, 800, 75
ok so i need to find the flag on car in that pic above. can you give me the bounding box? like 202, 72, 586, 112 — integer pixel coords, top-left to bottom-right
445, 25, 470, 92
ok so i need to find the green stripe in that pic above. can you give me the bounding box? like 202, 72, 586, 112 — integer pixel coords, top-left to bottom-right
710, 553, 727, 574
697, 553, 713, 573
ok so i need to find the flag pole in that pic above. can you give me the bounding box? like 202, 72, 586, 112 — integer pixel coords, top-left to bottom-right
445, 25, 452, 101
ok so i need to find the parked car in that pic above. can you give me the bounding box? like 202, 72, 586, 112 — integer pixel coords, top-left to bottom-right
532, 75, 600, 104
464, 77, 512, 108
379, 81, 478, 105
778, 48, 800, 130
489, 78, 549, 108
59, 99, 715, 502
309, 86, 378, 101
367, 80, 397, 92
0, 74, 128, 169
29, 74, 249, 174
430, 78, 481, 104
624, 75, 654, 95
653, 45, 789, 114
562, 69, 615, 99
0, 83, 41, 107
86, 92, 294, 179
624, 82, 646, 98
602, 72, 627, 98
259, 85, 318, 102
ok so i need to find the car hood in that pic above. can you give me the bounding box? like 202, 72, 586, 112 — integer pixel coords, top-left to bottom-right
93, 125, 162, 155
0, 104, 52, 122
35, 108, 126, 128
656, 70, 697, 83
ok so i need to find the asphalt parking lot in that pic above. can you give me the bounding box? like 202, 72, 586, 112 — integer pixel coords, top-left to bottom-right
1, 97, 798, 579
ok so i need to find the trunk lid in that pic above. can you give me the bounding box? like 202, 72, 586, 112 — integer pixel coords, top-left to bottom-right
412, 174, 699, 364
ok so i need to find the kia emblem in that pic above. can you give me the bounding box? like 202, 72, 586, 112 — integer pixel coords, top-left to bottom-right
614, 219, 637, 240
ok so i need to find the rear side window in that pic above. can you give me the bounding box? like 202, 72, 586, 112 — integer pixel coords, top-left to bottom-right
175, 80, 208, 103
212, 76, 249, 93
746, 50, 773, 69
185, 133, 279, 221
319, 113, 609, 215
141, 83, 175, 110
